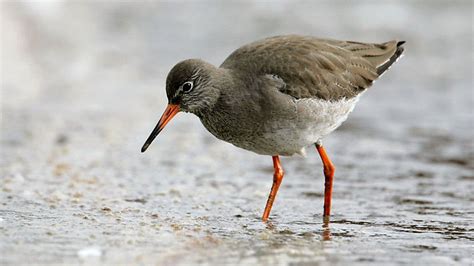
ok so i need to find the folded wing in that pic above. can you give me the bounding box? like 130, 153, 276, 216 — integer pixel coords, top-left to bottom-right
221, 35, 405, 101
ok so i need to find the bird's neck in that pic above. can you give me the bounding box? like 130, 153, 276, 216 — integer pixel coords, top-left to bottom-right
194, 68, 235, 116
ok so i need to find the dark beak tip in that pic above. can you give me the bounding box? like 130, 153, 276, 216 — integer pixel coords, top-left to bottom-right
141, 104, 180, 154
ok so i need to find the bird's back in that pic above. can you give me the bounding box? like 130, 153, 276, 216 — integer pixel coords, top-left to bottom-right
221, 35, 405, 101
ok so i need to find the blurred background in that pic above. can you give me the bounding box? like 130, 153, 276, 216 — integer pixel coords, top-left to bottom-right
1, 1, 472, 265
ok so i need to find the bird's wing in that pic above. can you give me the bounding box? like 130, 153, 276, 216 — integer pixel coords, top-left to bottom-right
221, 35, 404, 100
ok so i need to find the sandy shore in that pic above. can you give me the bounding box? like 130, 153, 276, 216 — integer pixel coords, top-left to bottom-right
1, 1, 473, 265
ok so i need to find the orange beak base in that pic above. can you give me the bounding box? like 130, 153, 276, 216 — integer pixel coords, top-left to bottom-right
141, 104, 180, 152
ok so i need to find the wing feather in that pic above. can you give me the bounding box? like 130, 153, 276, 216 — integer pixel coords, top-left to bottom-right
221, 35, 404, 100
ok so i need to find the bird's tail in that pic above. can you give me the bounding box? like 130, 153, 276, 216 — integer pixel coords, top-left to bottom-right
376, 41, 405, 76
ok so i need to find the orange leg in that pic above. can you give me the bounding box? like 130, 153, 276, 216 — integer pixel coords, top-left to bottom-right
315, 143, 336, 218
262, 156, 284, 221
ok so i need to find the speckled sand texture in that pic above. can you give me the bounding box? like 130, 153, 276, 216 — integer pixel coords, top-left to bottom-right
1, 1, 473, 265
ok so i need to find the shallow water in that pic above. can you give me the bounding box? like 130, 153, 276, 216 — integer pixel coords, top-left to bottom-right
1, 1, 473, 265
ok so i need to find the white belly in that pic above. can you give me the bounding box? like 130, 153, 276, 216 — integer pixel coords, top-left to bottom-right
260, 95, 361, 156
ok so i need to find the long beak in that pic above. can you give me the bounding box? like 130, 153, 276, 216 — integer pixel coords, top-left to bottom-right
141, 104, 180, 152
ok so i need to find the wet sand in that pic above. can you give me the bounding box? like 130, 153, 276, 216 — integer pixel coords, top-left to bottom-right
1, 1, 473, 265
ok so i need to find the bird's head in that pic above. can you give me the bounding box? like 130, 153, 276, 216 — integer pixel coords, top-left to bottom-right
165, 59, 220, 113
141, 59, 221, 152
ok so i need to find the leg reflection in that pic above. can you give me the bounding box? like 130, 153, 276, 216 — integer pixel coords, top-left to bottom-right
322, 216, 331, 241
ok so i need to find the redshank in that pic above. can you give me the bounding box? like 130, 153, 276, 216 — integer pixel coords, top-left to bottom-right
141, 35, 405, 221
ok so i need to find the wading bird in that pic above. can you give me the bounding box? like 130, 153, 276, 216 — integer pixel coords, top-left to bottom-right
141, 35, 405, 221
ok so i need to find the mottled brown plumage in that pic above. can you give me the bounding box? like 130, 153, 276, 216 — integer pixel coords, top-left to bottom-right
221, 35, 404, 100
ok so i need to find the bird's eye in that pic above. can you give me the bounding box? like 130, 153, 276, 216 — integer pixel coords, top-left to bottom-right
182, 81, 193, 93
